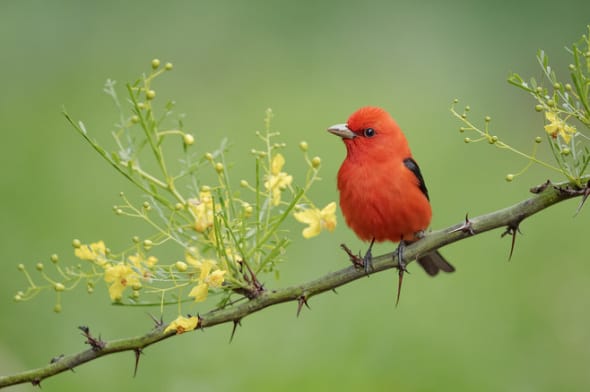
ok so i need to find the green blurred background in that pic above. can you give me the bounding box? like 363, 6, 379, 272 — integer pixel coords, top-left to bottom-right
2, 1, 590, 391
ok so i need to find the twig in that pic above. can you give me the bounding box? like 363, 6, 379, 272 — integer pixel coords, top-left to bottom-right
0, 180, 582, 389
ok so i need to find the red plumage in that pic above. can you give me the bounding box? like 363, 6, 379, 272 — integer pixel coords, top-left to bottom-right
328, 106, 454, 276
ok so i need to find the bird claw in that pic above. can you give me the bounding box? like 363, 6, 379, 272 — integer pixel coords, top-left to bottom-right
450, 213, 475, 235
362, 238, 376, 275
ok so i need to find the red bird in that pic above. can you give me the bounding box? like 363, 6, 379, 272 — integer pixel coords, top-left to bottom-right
328, 107, 454, 301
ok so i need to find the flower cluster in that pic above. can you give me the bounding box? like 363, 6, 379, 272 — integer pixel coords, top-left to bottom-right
14, 60, 337, 320
453, 26, 590, 187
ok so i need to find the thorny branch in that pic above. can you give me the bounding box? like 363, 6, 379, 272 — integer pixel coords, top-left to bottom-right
0, 180, 586, 389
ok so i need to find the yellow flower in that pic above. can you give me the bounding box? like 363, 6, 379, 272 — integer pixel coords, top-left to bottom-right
188, 283, 209, 302
544, 111, 576, 143
205, 270, 226, 288
188, 259, 227, 302
104, 263, 141, 301
188, 189, 216, 232
294, 202, 337, 239
164, 315, 199, 334
74, 241, 108, 266
264, 153, 293, 206
128, 253, 158, 279
128, 253, 158, 268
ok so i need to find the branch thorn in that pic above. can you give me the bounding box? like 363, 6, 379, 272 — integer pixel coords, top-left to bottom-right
133, 348, 143, 378
147, 313, 164, 329
296, 295, 311, 317
229, 319, 242, 343
530, 179, 552, 194
574, 180, 590, 216
79, 326, 105, 351
340, 243, 364, 269
394, 241, 409, 307
450, 213, 475, 235
501, 218, 524, 261
239, 259, 265, 299
49, 354, 64, 364
196, 314, 205, 331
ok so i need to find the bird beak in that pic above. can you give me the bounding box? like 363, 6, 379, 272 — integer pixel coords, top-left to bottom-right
327, 123, 356, 139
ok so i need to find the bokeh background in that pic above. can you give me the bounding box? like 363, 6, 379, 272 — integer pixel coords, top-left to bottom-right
2, 1, 590, 391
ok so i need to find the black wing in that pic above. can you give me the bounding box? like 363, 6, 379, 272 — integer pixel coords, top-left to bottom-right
403, 157, 429, 201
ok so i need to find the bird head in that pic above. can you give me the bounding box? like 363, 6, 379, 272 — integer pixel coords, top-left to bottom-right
327, 106, 409, 160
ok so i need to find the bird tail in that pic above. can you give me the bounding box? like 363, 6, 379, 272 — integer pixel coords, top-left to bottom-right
416, 250, 455, 276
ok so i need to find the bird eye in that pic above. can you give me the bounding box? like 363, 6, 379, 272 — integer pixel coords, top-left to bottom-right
363, 128, 376, 137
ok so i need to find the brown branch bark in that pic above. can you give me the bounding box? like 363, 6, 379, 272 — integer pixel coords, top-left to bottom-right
0, 180, 584, 389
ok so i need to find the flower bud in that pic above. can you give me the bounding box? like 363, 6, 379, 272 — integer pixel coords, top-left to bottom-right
505, 174, 514, 182
72, 239, 81, 248
36, 262, 44, 271
311, 156, 321, 169
151, 58, 161, 69
183, 134, 195, 145
175, 261, 188, 272
299, 141, 308, 151
535, 104, 544, 112
54, 283, 65, 292
240, 180, 249, 188
165, 62, 173, 71
242, 202, 253, 218
215, 162, 224, 173
146, 90, 156, 100
535, 136, 542, 144
50, 254, 59, 264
